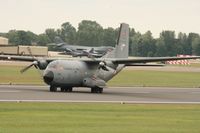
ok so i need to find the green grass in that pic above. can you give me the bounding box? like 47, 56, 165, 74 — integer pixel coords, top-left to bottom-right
1, 65, 200, 88
0, 65, 43, 85
0, 103, 200, 133
190, 63, 200, 67
109, 70, 200, 88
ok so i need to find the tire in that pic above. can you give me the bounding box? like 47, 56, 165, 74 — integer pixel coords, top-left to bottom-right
68, 87, 73, 92
91, 87, 95, 93
65, 87, 73, 92
50, 86, 57, 92
98, 88, 103, 93
61, 87, 65, 92
91, 87, 103, 93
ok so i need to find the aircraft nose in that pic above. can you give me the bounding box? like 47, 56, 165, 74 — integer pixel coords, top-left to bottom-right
43, 70, 54, 84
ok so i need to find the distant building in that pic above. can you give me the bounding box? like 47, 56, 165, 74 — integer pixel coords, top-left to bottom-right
0, 37, 8, 45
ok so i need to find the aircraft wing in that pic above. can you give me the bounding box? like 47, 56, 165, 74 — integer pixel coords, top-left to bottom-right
109, 56, 200, 64
0, 55, 56, 63
0, 54, 95, 63
0, 54, 199, 65
125, 63, 165, 67
0, 55, 36, 61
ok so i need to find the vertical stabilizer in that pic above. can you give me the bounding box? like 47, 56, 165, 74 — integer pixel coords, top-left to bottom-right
115, 23, 129, 58
104, 23, 129, 59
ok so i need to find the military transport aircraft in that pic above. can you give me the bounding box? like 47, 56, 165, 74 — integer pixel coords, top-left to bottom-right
54, 37, 114, 58
0, 23, 199, 93
60, 47, 108, 58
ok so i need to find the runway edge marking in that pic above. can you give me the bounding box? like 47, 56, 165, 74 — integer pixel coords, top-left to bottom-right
1, 100, 200, 104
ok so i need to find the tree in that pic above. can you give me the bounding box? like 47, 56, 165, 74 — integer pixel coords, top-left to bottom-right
7, 30, 19, 45
7, 30, 33, 45
77, 20, 104, 46
37, 34, 51, 46
140, 31, 156, 57
175, 32, 187, 54
102, 27, 116, 47
45, 29, 57, 43
192, 37, 200, 55
0, 32, 7, 38
26, 31, 38, 45
130, 31, 156, 57
130, 32, 142, 56
59, 22, 76, 44
18, 31, 33, 45
155, 37, 167, 56
157, 31, 177, 56
187, 33, 199, 55
3, 20, 200, 55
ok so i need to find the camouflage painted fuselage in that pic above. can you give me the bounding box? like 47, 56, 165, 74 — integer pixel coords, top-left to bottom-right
43, 60, 124, 88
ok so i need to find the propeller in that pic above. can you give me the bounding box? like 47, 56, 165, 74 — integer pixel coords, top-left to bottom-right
97, 48, 113, 71
20, 47, 44, 75
92, 47, 114, 81
20, 61, 38, 73
98, 61, 109, 71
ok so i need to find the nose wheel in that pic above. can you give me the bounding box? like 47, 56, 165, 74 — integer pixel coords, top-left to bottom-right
91, 87, 103, 93
50, 86, 57, 92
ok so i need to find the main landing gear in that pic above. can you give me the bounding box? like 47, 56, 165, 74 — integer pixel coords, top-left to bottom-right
49, 86, 73, 92
91, 87, 103, 93
49, 86, 103, 93
50, 86, 57, 92
61, 87, 73, 92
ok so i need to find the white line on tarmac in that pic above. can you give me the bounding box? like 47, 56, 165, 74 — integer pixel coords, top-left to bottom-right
1, 100, 200, 104
134, 92, 151, 94
0, 91, 20, 93
0, 85, 47, 88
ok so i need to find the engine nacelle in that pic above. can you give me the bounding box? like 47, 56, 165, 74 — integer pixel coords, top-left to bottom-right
37, 59, 48, 70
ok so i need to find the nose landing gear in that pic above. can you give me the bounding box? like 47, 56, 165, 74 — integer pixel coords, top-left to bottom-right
50, 86, 57, 92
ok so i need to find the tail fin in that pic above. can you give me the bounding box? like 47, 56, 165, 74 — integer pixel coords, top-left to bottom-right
115, 23, 129, 58
104, 23, 129, 58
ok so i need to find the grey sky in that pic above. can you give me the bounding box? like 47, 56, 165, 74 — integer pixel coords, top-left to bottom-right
0, 0, 200, 37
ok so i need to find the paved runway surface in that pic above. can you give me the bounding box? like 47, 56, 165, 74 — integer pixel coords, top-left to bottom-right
0, 85, 200, 103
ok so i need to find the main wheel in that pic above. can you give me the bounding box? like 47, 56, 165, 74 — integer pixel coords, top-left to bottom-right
68, 87, 73, 92
61, 87, 65, 92
98, 88, 103, 93
50, 86, 57, 92
91, 87, 103, 93
66, 87, 73, 92
91, 87, 95, 93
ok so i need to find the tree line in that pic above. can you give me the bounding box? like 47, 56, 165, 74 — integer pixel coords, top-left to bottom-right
1, 20, 200, 56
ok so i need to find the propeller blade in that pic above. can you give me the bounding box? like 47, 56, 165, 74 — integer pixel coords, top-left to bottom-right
20, 64, 34, 73
33, 64, 39, 69
20, 47, 45, 76
20, 61, 38, 73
